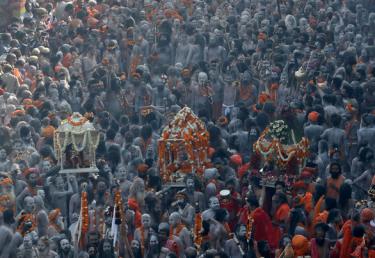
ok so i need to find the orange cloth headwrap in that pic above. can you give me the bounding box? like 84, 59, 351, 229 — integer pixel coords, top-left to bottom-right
41, 125, 55, 138
308, 111, 319, 122
292, 235, 309, 256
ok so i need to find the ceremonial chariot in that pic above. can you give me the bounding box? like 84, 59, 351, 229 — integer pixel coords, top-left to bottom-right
158, 107, 210, 182
54, 112, 100, 174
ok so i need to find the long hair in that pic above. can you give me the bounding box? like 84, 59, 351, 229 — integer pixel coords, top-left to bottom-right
129, 177, 145, 207
288, 208, 306, 236
338, 183, 352, 209
98, 239, 115, 258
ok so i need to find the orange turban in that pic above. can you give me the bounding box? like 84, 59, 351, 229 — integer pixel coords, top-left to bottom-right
361, 208, 375, 223
230, 154, 242, 166
308, 111, 319, 122
48, 208, 61, 222
292, 235, 309, 256
42, 125, 55, 138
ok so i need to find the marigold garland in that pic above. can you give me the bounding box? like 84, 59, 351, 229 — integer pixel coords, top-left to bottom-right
253, 125, 309, 168
81, 191, 89, 234
246, 213, 254, 240
67, 114, 88, 127
17, 213, 36, 236
194, 213, 203, 248
158, 107, 209, 182
170, 223, 184, 240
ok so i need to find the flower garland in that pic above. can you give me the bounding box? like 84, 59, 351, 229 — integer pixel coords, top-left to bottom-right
71, 132, 88, 152
170, 223, 184, 240
158, 107, 209, 182
140, 226, 146, 256
0, 195, 10, 213
268, 120, 289, 142
67, 115, 88, 127
194, 213, 203, 248
81, 191, 89, 234
17, 214, 36, 236
254, 124, 309, 168
246, 213, 254, 240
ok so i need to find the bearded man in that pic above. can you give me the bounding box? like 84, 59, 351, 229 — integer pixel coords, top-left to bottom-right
37, 236, 58, 258
224, 224, 250, 258
168, 212, 192, 250
134, 213, 153, 252
58, 238, 74, 258
192, 72, 213, 119
182, 174, 206, 212
311, 223, 330, 258
98, 238, 115, 258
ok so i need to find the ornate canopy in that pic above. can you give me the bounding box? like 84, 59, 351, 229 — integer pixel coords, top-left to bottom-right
158, 107, 209, 182
54, 112, 100, 174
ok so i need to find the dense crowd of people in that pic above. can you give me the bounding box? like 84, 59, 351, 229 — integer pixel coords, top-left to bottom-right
0, 0, 375, 257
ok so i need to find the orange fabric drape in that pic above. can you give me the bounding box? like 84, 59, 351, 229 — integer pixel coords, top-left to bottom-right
340, 220, 353, 258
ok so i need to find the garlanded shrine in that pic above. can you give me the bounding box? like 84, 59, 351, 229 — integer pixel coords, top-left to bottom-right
54, 112, 100, 174
254, 120, 310, 187
158, 107, 210, 182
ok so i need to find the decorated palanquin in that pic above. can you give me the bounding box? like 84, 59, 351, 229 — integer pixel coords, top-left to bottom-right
54, 113, 100, 174
253, 120, 309, 187
0, 173, 15, 213
158, 107, 210, 182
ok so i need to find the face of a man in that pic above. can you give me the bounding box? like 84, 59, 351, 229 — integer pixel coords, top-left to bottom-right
209, 197, 220, 210
115, 167, 127, 181
88, 246, 96, 256
186, 178, 194, 191
103, 241, 112, 253
41, 160, 51, 173
238, 225, 247, 237
28, 172, 38, 187
315, 227, 326, 246
142, 215, 151, 228
131, 240, 140, 250
150, 234, 158, 247
37, 240, 47, 252
198, 72, 207, 86
25, 197, 35, 213
169, 216, 177, 226
275, 184, 284, 194
0, 149, 7, 160
97, 181, 107, 193
60, 239, 70, 252
23, 236, 33, 249
55, 176, 65, 190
